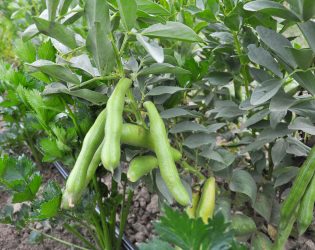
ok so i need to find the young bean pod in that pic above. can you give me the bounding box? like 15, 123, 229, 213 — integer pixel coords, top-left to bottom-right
121, 123, 182, 161
61, 109, 106, 209
273, 207, 299, 250
84, 124, 182, 187
186, 187, 200, 219
143, 101, 190, 206
280, 146, 315, 227
196, 177, 216, 224
297, 173, 315, 235
102, 78, 132, 172
127, 155, 158, 182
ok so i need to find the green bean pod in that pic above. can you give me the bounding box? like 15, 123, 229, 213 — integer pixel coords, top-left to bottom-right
127, 155, 158, 182
85, 139, 104, 187
102, 78, 132, 172
121, 123, 182, 161
280, 146, 315, 227
186, 187, 200, 219
297, 173, 315, 235
84, 124, 182, 187
273, 207, 299, 250
143, 101, 190, 206
61, 109, 106, 209
196, 177, 216, 224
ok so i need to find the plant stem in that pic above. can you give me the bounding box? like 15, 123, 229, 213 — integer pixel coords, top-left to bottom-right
109, 179, 118, 245
93, 177, 112, 250
119, 33, 129, 55
116, 187, 134, 250
60, 97, 84, 140
181, 160, 205, 181
126, 89, 144, 126
91, 213, 106, 250
109, 33, 125, 77
70, 75, 120, 90
23, 130, 42, 168
28, 227, 90, 250
62, 212, 99, 246
267, 144, 274, 180
232, 31, 250, 98
63, 223, 97, 250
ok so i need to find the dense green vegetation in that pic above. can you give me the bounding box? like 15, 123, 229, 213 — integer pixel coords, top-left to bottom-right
1, 0, 315, 249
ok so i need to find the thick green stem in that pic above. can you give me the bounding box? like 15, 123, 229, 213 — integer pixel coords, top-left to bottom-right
116, 187, 134, 250
23, 132, 42, 168
109, 33, 125, 77
126, 89, 144, 126
232, 32, 250, 98
91, 213, 106, 250
119, 33, 129, 55
93, 177, 112, 250
63, 223, 97, 250
109, 179, 118, 244
267, 144, 274, 180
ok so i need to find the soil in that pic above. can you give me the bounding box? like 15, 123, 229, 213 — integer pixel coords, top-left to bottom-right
0, 162, 159, 249
0, 166, 82, 250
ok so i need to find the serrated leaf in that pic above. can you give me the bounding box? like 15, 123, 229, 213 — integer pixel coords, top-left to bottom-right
142, 21, 203, 42
229, 170, 257, 204
152, 206, 237, 250
38, 40, 56, 61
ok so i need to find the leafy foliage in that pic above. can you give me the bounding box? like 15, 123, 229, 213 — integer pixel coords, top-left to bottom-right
139, 206, 245, 250
1, 0, 315, 248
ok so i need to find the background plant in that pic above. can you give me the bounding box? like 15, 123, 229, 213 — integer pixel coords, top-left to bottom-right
1, 0, 315, 249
